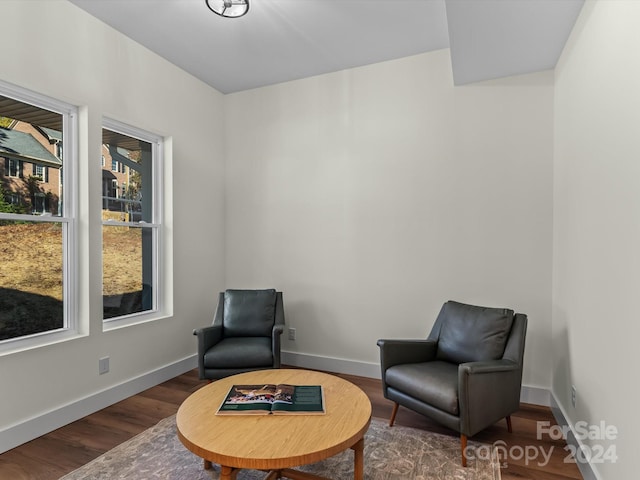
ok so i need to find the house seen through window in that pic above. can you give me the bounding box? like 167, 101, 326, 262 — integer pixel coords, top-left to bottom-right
102, 122, 161, 321
0, 90, 71, 343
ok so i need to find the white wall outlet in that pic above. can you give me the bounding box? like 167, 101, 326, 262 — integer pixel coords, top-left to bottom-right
288, 328, 296, 341
571, 385, 577, 408
99, 356, 110, 375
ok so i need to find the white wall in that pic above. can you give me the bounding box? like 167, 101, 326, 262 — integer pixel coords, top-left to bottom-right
554, 1, 640, 478
0, 0, 225, 449
224, 50, 554, 390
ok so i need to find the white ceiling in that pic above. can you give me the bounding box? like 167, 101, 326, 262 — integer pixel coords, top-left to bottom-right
68, 0, 584, 94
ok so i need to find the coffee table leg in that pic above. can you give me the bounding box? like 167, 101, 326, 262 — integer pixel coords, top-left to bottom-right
203, 459, 212, 470
351, 438, 364, 480
220, 465, 239, 480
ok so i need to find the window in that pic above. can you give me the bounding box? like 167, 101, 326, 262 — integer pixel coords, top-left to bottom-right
33, 164, 49, 182
102, 119, 163, 324
7, 193, 20, 205
32, 192, 46, 214
0, 82, 76, 347
5, 158, 22, 178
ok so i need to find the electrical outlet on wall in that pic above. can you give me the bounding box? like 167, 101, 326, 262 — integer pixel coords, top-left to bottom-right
288, 328, 296, 341
99, 356, 110, 375
571, 385, 577, 408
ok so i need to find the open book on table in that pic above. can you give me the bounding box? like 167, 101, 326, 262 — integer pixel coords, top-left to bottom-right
216, 384, 325, 415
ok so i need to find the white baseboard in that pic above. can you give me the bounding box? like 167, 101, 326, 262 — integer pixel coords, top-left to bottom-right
520, 385, 551, 406
550, 393, 601, 480
282, 350, 381, 379
0, 354, 197, 454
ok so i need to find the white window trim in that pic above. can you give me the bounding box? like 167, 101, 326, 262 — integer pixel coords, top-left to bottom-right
0, 79, 79, 356
101, 118, 165, 331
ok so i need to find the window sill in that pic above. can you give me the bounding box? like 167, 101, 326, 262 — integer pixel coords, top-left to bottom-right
102, 310, 171, 332
0, 329, 87, 357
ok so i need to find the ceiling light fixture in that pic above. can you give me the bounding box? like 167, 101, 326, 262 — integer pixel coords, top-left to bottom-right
205, 0, 249, 18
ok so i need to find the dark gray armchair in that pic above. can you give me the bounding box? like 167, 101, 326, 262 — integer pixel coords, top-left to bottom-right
193, 289, 285, 381
377, 300, 527, 466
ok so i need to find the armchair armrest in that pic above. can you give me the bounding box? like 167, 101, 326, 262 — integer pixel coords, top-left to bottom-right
193, 324, 223, 349
193, 325, 223, 380
274, 292, 285, 328
272, 324, 284, 368
271, 291, 285, 369
459, 359, 519, 375
377, 339, 438, 371
458, 359, 522, 437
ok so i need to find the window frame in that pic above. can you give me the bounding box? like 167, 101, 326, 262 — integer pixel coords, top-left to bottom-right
0, 80, 78, 354
101, 117, 165, 330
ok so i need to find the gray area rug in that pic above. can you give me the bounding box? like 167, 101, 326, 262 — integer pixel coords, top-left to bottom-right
60, 416, 500, 480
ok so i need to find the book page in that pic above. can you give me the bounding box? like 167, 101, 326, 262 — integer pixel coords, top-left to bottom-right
216, 384, 277, 415
271, 385, 325, 414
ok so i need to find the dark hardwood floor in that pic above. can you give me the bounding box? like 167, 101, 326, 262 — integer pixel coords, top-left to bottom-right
0, 368, 582, 480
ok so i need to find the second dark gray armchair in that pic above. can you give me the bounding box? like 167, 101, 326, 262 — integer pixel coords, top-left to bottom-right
377, 300, 527, 467
194, 289, 285, 381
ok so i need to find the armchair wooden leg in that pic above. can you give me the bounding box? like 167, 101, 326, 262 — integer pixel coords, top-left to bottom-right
461, 434, 468, 467
506, 415, 513, 433
389, 402, 399, 427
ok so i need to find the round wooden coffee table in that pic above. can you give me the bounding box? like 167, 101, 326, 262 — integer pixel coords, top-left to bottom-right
176, 369, 372, 480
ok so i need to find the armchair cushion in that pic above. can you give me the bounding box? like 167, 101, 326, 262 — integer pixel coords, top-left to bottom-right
385, 361, 459, 415
223, 289, 277, 337
203, 337, 273, 369
436, 301, 514, 364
